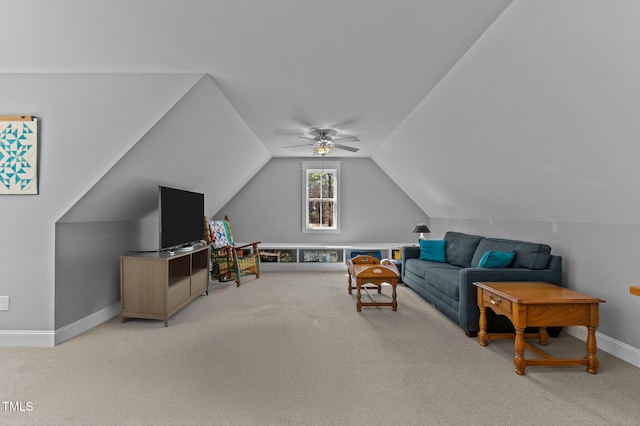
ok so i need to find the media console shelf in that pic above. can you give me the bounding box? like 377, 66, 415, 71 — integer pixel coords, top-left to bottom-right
120, 244, 209, 326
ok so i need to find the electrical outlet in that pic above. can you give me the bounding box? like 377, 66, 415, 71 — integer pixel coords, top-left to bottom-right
0, 296, 9, 311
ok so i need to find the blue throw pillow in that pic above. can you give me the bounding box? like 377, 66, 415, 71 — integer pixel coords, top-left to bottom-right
478, 250, 516, 268
419, 240, 446, 263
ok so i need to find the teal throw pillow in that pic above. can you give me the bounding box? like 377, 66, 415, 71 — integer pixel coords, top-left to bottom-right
419, 240, 446, 263
478, 250, 516, 268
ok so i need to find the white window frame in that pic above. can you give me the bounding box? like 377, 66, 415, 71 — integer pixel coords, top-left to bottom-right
302, 160, 341, 233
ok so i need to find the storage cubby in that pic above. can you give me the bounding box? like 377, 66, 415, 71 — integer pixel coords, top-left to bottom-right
300, 249, 343, 263
191, 248, 209, 272
168, 256, 190, 286
259, 249, 296, 263
258, 243, 411, 271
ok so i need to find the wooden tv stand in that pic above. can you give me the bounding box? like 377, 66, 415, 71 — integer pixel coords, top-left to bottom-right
120, 244, 210, 326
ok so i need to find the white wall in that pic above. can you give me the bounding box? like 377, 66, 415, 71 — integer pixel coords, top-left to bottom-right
0, 73, 270, 344
0, 73, 199, 343
53, 74, 269, 340
213, 157, 428, 245
375, 1, 640, 224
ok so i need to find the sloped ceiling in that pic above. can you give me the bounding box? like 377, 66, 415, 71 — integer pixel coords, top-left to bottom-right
374, 1, 640, 224
2, 0, 512, 157
58, 75, 270, 223
4, 1, 638, 225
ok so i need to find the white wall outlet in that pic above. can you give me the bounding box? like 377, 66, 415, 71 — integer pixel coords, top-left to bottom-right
0, 296, 9, 311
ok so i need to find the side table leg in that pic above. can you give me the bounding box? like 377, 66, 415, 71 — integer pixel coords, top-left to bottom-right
514, 327, 526, 375
586, 326, 600, 374
539, 327, 549, 346
478, 306, 488, 346
356, 282, 362, 312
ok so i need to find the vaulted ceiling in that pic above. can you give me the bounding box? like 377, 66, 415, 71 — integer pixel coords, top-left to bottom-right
4, 0, 640, 225
5, 0, 512, 158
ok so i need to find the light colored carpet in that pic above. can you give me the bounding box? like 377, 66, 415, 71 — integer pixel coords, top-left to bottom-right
1, 271, 639, 425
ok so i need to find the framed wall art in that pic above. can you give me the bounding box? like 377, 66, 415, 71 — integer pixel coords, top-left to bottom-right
0, 115, 38, 195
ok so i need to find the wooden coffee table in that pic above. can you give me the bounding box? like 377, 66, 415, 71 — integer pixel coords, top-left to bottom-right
347, 255, 399, 312
474, 281, 605, 375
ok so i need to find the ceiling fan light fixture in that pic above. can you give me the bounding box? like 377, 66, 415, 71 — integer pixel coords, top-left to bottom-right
282, 125, 358, 155
314, 140, 333, 156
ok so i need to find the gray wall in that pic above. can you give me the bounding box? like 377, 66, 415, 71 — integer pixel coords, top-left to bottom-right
0, 72, 270, 341
212, 157, 428, 245
51, 74, 270, 334
55, 221, 138, 328
0, 73, 200, 336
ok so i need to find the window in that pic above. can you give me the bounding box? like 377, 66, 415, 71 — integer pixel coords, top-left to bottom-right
302, 161, 340, 233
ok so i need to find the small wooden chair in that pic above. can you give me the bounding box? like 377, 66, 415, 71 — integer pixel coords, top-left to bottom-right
207, 215, 261, 287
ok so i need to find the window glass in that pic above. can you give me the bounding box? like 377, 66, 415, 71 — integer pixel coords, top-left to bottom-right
302, 162, 340, 233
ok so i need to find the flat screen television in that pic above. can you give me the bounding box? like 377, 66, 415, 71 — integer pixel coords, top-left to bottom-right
159, 186, 205, 251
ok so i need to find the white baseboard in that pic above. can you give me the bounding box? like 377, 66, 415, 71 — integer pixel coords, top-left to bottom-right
0, 329, 55, 347
54, 302, 120, 345
0, 302, 120, 347
565, 326, 640, 368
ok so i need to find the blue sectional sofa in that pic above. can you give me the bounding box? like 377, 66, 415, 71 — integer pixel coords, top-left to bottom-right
402, 231, 562, 337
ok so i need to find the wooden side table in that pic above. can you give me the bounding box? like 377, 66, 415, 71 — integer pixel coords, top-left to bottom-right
474, 281, 605, 375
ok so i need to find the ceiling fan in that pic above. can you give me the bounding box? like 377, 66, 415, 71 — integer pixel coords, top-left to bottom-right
282, 128, 360, 156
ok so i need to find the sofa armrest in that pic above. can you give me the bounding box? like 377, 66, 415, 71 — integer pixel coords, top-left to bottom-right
401, 246, 420, 282
547, 255, 562, 273
402, 245, 420, 260
458, 267, 563, 334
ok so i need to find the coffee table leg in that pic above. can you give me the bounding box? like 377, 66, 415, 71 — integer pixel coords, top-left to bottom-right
586, 326, 599, 374
392, 283, 397, 311
514, 327, 527, 375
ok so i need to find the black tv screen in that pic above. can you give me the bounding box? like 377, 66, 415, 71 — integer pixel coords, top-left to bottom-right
159, 186, 205, 250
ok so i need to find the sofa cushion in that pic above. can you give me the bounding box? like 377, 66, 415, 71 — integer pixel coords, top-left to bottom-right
443, 232, 482, 268
471, 238, 551, 270
419, 239, 446, 262
405, 258, 460, 280
424, 267, 460, 301
478, 250, 516, 268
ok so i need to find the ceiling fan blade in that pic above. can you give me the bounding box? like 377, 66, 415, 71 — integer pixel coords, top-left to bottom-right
291, 116, 316, 129
334, 144, 359, 153
298, 136, 316, 140
330, 116, 362, 130
333, 136, 359, 142
283, 143, 314, 149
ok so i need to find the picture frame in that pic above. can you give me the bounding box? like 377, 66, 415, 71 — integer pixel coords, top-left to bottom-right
0, 116, 39, 195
